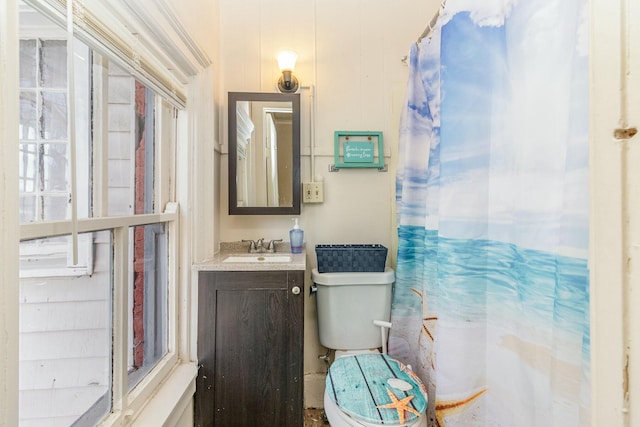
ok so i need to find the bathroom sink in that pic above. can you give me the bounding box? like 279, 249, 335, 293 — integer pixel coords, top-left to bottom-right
223, 255, 292, 263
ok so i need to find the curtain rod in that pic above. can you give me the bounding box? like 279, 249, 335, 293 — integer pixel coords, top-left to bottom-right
401, 1, 448, 65
417, 1, 447, 43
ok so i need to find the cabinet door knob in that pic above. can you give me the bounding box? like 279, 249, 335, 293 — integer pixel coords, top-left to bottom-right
292, 286, 301, 295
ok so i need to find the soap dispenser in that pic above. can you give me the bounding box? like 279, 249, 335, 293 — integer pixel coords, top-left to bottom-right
290, 218, 304, 254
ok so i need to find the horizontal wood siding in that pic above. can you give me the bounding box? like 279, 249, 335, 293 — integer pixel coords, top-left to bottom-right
19, 239, 111, 424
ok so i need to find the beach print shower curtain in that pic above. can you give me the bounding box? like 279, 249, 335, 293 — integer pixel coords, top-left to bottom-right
390, 1, 589, 426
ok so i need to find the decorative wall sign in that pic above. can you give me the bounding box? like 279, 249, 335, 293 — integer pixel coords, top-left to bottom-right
333, 131, 384, 169
344, 141, 374, 163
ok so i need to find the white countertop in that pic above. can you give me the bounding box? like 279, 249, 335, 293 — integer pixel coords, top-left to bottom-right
194, 241, 307, 272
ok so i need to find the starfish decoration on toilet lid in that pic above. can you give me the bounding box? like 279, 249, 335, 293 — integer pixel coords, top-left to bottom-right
376, 388, 421, 424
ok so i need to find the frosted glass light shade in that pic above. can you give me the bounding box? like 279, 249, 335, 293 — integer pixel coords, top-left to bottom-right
277, 50, 298, 72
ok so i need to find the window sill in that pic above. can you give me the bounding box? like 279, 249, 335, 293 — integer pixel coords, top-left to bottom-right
130, 362, 197, 426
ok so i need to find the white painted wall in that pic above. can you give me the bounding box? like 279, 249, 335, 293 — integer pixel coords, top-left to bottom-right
216, 0, 441, 406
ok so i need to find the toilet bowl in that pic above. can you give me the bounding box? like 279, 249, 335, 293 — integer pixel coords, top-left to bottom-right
323, 353, 427, 427
312, 268, 428, 427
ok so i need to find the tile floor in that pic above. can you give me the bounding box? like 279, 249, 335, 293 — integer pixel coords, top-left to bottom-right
304, 408, 329, 426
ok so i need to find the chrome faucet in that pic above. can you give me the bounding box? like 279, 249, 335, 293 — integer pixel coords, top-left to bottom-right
266, 239, 283, 253
242, 238, 282, 253
242, 238, 264, 253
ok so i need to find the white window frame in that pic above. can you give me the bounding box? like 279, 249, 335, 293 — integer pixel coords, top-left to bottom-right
18, 33, 182, 424
20, 205, 181, 426
17, 22, 95, 277
6, 0, 209, 424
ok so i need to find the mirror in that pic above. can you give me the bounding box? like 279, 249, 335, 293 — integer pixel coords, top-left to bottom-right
228, 92, 301, 215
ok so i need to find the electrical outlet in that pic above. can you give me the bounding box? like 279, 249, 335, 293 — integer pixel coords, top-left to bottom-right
303, 182, 324, 203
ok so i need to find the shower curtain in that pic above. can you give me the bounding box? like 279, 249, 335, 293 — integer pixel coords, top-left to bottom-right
390, 1, 589, 426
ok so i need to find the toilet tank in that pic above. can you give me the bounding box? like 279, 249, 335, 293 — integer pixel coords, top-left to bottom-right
312, 268, 394, 351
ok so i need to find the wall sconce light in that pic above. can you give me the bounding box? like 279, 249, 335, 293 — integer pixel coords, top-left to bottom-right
276, 50, 299, 93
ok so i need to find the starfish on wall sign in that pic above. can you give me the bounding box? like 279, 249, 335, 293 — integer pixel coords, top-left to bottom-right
376, 388, 422, 424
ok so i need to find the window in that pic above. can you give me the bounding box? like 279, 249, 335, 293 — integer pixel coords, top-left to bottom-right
18, 3, 179, 426
19, 34, 93, 278
127, 223, 168, 389
19, 38, 71, 222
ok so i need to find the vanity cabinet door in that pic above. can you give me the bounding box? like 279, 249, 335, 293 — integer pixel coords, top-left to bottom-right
196, 270, 304, 427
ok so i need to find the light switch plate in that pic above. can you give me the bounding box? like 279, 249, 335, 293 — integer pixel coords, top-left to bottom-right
303, 182, 324, 203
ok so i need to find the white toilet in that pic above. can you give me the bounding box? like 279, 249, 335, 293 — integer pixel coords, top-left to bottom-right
312, 268, 428, 427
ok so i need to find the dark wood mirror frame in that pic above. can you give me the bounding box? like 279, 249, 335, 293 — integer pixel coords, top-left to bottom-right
228, 92, 301, 215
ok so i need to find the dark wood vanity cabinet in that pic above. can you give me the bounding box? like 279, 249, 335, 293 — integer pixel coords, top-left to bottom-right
195, 270, 304, 427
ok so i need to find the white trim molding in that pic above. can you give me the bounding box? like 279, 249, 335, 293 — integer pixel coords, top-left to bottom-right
0, 0, 20, 424
590, 0, 640, 425
130, 362, 197, 427
23, 0, 212, 109
122, 0, 211, 76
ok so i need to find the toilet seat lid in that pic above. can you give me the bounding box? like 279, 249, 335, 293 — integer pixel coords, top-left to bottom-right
326, 354, 428, 426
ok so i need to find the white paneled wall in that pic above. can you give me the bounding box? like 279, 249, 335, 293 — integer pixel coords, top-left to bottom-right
218, 0, 441, 407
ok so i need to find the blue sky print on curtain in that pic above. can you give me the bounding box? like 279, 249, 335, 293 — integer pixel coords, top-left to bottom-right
390, 0, 589, 426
